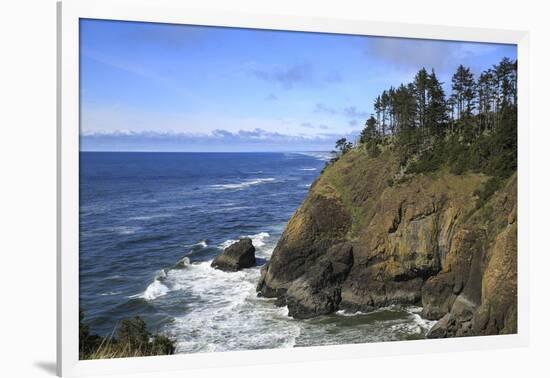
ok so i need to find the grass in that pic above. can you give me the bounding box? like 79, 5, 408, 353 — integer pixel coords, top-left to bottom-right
80, 312, 175, 360
315, 149, 397, 238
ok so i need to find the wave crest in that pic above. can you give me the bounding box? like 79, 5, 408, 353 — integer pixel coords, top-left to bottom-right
219, 232, 270, 250
210, 178, 276, 191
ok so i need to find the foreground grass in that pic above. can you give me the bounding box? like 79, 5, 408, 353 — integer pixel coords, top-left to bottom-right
80, 311, 175, 360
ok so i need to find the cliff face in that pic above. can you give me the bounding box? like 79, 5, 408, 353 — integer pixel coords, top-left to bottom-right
257, 149, 517, 337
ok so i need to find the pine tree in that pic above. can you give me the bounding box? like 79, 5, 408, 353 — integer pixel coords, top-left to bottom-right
392, 83, 416, 134
359, 57, 516, 175
360, 116, 379, 144
335, 138, 353, 155
380, 90, 390, 136
426, 69, 448, 137
414, 68, 429, 132
451, 65, 476, 119
374, 95, 382, 127
388, 86, 396, 134
493, 57, 517, 113
477, 69, 496, 133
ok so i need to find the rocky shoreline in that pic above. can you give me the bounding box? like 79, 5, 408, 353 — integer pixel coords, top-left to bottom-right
256, 149, 517, 338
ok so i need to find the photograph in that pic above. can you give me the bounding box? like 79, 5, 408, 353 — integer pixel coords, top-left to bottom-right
78, 18, 518, 360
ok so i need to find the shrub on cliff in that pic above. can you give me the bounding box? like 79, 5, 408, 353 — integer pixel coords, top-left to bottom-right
79, 312, 175, 359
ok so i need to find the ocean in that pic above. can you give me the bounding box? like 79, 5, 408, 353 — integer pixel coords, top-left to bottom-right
79, 151, 435, 354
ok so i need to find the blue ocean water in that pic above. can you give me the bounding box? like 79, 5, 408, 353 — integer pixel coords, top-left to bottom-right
80, 152, 434, 353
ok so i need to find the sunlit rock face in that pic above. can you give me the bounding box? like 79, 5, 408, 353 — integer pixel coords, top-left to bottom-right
257, 149, 517, 337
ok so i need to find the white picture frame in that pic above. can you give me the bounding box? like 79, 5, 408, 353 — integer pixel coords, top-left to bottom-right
57, 0, 530, 376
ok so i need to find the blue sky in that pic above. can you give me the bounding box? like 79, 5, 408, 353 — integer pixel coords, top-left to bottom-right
80, 19, 517, 152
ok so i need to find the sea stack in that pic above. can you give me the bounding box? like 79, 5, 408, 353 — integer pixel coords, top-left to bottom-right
211, 237, 256, 272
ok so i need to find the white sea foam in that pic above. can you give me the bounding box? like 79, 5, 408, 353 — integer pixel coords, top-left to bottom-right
210, 178, 276, 190
165, 260, 300, 353
98, 291, 122, 296
176, 257, 191, 267
409, 310, 437, 331
184, 240, 208, 248
134, 227, 435, 352
110, 226, 141, 235
298, 167, 318, 171
132, 230, 300, 353
129, 214, 173, 221
142, 280, 169, 300
131, 270, 170, 300
386, 306, 437, 335
335, 310, 367, 317
406, 306, 423, 314
249, 232, 270, 247
219, 239, 237, 249
219, 232, 270, 250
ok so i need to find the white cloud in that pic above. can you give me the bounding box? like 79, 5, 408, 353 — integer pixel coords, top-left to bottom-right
80, 128, 360, 152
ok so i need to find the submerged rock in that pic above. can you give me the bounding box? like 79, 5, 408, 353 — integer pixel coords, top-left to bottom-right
211, 237, 256, 272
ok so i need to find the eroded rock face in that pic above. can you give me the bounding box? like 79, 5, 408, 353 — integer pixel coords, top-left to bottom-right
257, 149, 517, 337
211, 237, 256, 272
428, 178, 517, 338
284, 242, 353, 318
257, 189, 352, 298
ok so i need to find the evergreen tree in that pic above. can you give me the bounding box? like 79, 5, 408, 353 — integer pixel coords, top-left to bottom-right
360, 116, 378, 144
451, 64, 476, 119
414, 68, 429, 132
348, 57, 517, 176
493, 57, 517, 113
335, 138, 352, 155
380, 90, 390, 136
426, 69, 448, 137
374, 95, 382, 126
392, 83, 416, 134
388, 86, 396, 134
476, 69, 496, 133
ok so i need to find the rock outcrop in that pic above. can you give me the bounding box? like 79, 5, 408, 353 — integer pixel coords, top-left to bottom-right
257, 148, 517, 338
281, 242, 353, 318
212, 238, 256, 272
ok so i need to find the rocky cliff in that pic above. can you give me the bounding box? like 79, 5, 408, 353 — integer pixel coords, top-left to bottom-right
257, 148, 517, 337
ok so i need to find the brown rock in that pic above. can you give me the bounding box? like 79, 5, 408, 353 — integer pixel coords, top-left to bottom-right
256, 148, 517, 338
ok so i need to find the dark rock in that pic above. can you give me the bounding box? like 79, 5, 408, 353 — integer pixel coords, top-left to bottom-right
285, 242, 353, 318
427, 313, 451, 338
256, 262, 270, 292
421, 272, 456, 320
211, 238, 255, 272
257, 193, 352, 298
274, 296, 287, 307
340, 273, 424, 312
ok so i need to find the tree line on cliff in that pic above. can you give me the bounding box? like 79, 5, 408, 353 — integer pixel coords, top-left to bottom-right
334, 57, 517, 192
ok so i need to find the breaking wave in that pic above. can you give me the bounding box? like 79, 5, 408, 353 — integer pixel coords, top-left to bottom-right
210, 178, 276, 190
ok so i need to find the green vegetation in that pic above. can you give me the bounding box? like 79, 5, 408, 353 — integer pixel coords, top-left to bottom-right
330, 57, 517, 196
79, 310, 175, 360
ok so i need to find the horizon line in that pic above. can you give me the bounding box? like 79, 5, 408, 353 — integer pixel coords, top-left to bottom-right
79, 150, 333, 153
